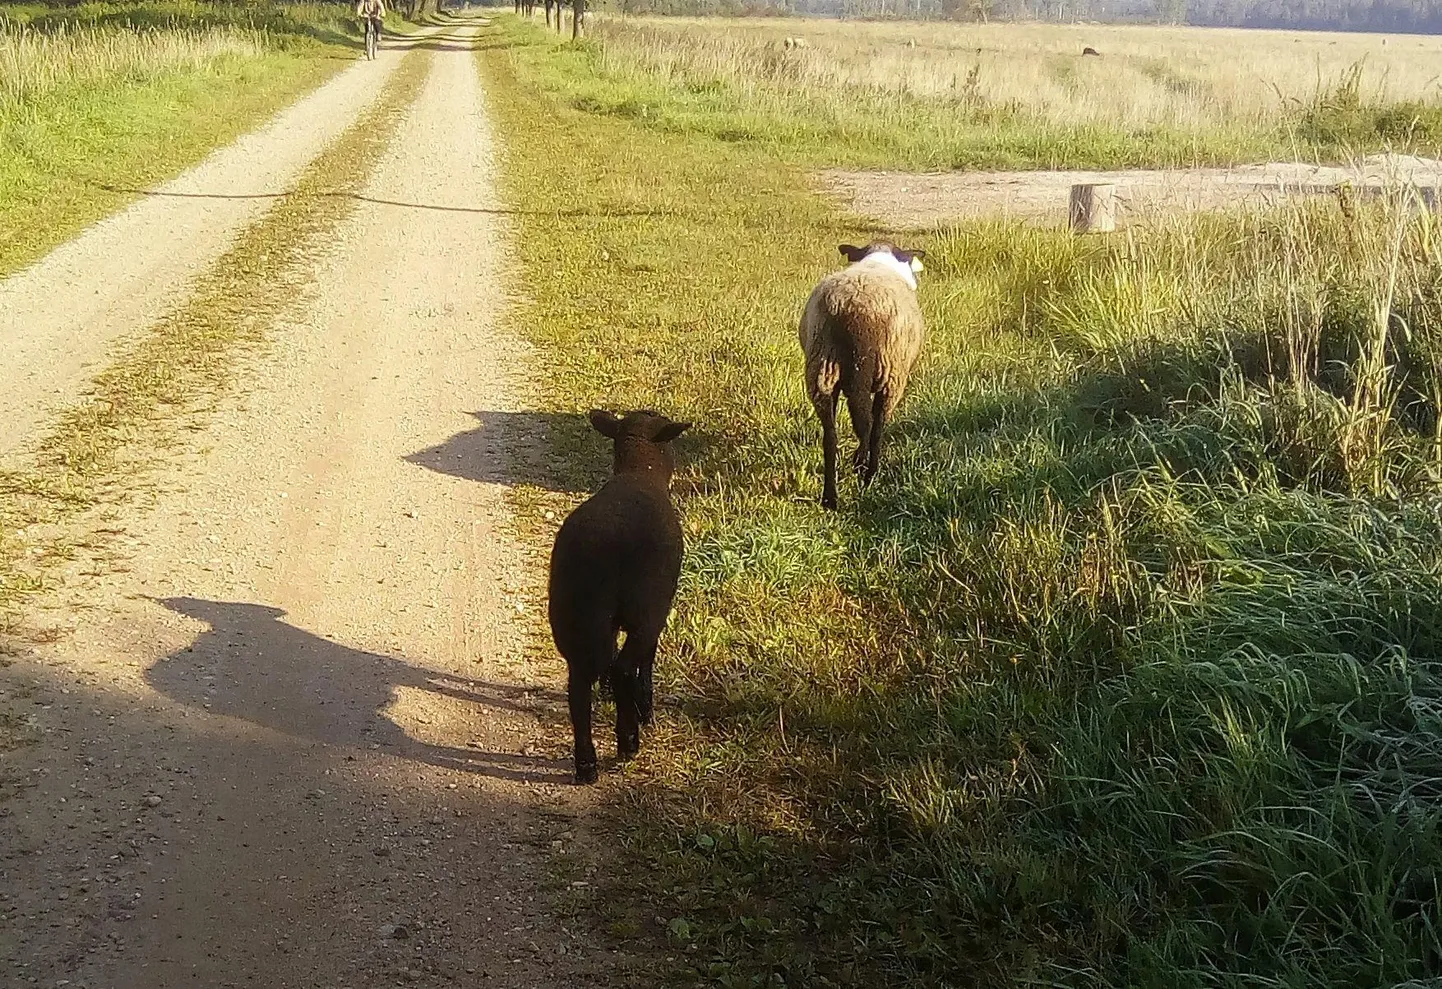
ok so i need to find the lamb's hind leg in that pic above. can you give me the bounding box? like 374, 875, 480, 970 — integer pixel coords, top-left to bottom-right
610, 659, 639, 761
566, 660, 603, 784
596, 638, 619, 700
629, 627, 661, 726
613, 682, 640, 763
615, 622, 663, 757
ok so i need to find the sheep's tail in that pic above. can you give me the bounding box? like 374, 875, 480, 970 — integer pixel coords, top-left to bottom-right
845, 348, 880, 398
824, 310, 882, 396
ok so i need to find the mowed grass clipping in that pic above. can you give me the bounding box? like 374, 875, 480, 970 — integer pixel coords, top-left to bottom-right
483, 17, 1442, 989
0, 2, 361, 276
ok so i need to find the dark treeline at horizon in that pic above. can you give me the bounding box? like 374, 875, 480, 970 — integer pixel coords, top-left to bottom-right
602, 0, 1442, 34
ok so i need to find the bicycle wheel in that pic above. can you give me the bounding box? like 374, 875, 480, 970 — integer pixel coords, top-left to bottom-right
365, 21, 377, 59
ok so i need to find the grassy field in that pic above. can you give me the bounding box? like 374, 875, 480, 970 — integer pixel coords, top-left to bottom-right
483, 13, 1442, 988
526, 14, 1442, 169
0, 2, 363, 276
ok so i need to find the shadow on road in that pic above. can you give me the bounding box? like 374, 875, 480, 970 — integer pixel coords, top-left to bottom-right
405, 410, 600, 494
145, 596, 572, 785
86, 180, 696, 219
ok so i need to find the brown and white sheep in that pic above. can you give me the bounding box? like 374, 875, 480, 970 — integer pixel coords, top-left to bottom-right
799, 242, 926, 510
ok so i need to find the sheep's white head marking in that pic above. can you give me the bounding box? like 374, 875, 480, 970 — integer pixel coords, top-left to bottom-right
839, 242, 926, 291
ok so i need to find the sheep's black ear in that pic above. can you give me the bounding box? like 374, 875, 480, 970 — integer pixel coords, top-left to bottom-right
651, 420, 691, 443
588, 409, 623, 439
893, 247, 926, 274
839, 244, 867, 263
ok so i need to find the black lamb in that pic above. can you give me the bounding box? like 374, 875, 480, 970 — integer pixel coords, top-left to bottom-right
547, 409, 691, 784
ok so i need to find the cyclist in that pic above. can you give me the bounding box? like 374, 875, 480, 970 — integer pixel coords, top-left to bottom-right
355, 0, 385, 56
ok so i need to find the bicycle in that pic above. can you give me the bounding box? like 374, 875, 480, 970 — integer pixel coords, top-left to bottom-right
362, 16, 379, 60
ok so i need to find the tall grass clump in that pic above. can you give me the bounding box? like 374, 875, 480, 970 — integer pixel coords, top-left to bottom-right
0, 1, 363, 111
486, 19, 1442, 987
1300, 63, 1442, 149
4, 0, 358, 38
0, 18, 266, 108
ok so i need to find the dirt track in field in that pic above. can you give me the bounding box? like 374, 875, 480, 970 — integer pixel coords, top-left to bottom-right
821, 153, 1442, 230
0, 17, 628, 989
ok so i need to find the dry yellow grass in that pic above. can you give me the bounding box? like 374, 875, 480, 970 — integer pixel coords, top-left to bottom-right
593, 15, 1442, 132
0, 17, 267, 107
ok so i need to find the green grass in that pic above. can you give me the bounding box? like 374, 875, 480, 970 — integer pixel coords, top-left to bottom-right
513, 30, 1258, 170
502, 16, 1442, 171
583, 76, 1265, 171
0, 2, 367, 276
482, 16, 1442, 988
1299, 63, 1442, 149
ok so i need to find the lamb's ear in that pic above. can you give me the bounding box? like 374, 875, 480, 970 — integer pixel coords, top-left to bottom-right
650, 420, 692, 443
588, 409, 623, 439
838, 244, 867, 263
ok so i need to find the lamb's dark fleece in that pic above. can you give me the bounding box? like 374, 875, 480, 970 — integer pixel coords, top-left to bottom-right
547, 409, 691, 784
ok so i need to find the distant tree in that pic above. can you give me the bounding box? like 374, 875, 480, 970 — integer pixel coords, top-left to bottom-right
589, 0, 1442, 31
1156, 0, 1185, 21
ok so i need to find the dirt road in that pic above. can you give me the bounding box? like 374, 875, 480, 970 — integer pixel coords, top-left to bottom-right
0, 50, 405, 460
821, 153, 1442, 230
1, 19, 616, 989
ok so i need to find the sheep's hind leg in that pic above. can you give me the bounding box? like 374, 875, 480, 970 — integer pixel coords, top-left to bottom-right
567, 667, 600, 784
864, 391, 889, 486
845, 388, 874, 483
813, 389, 841, 510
